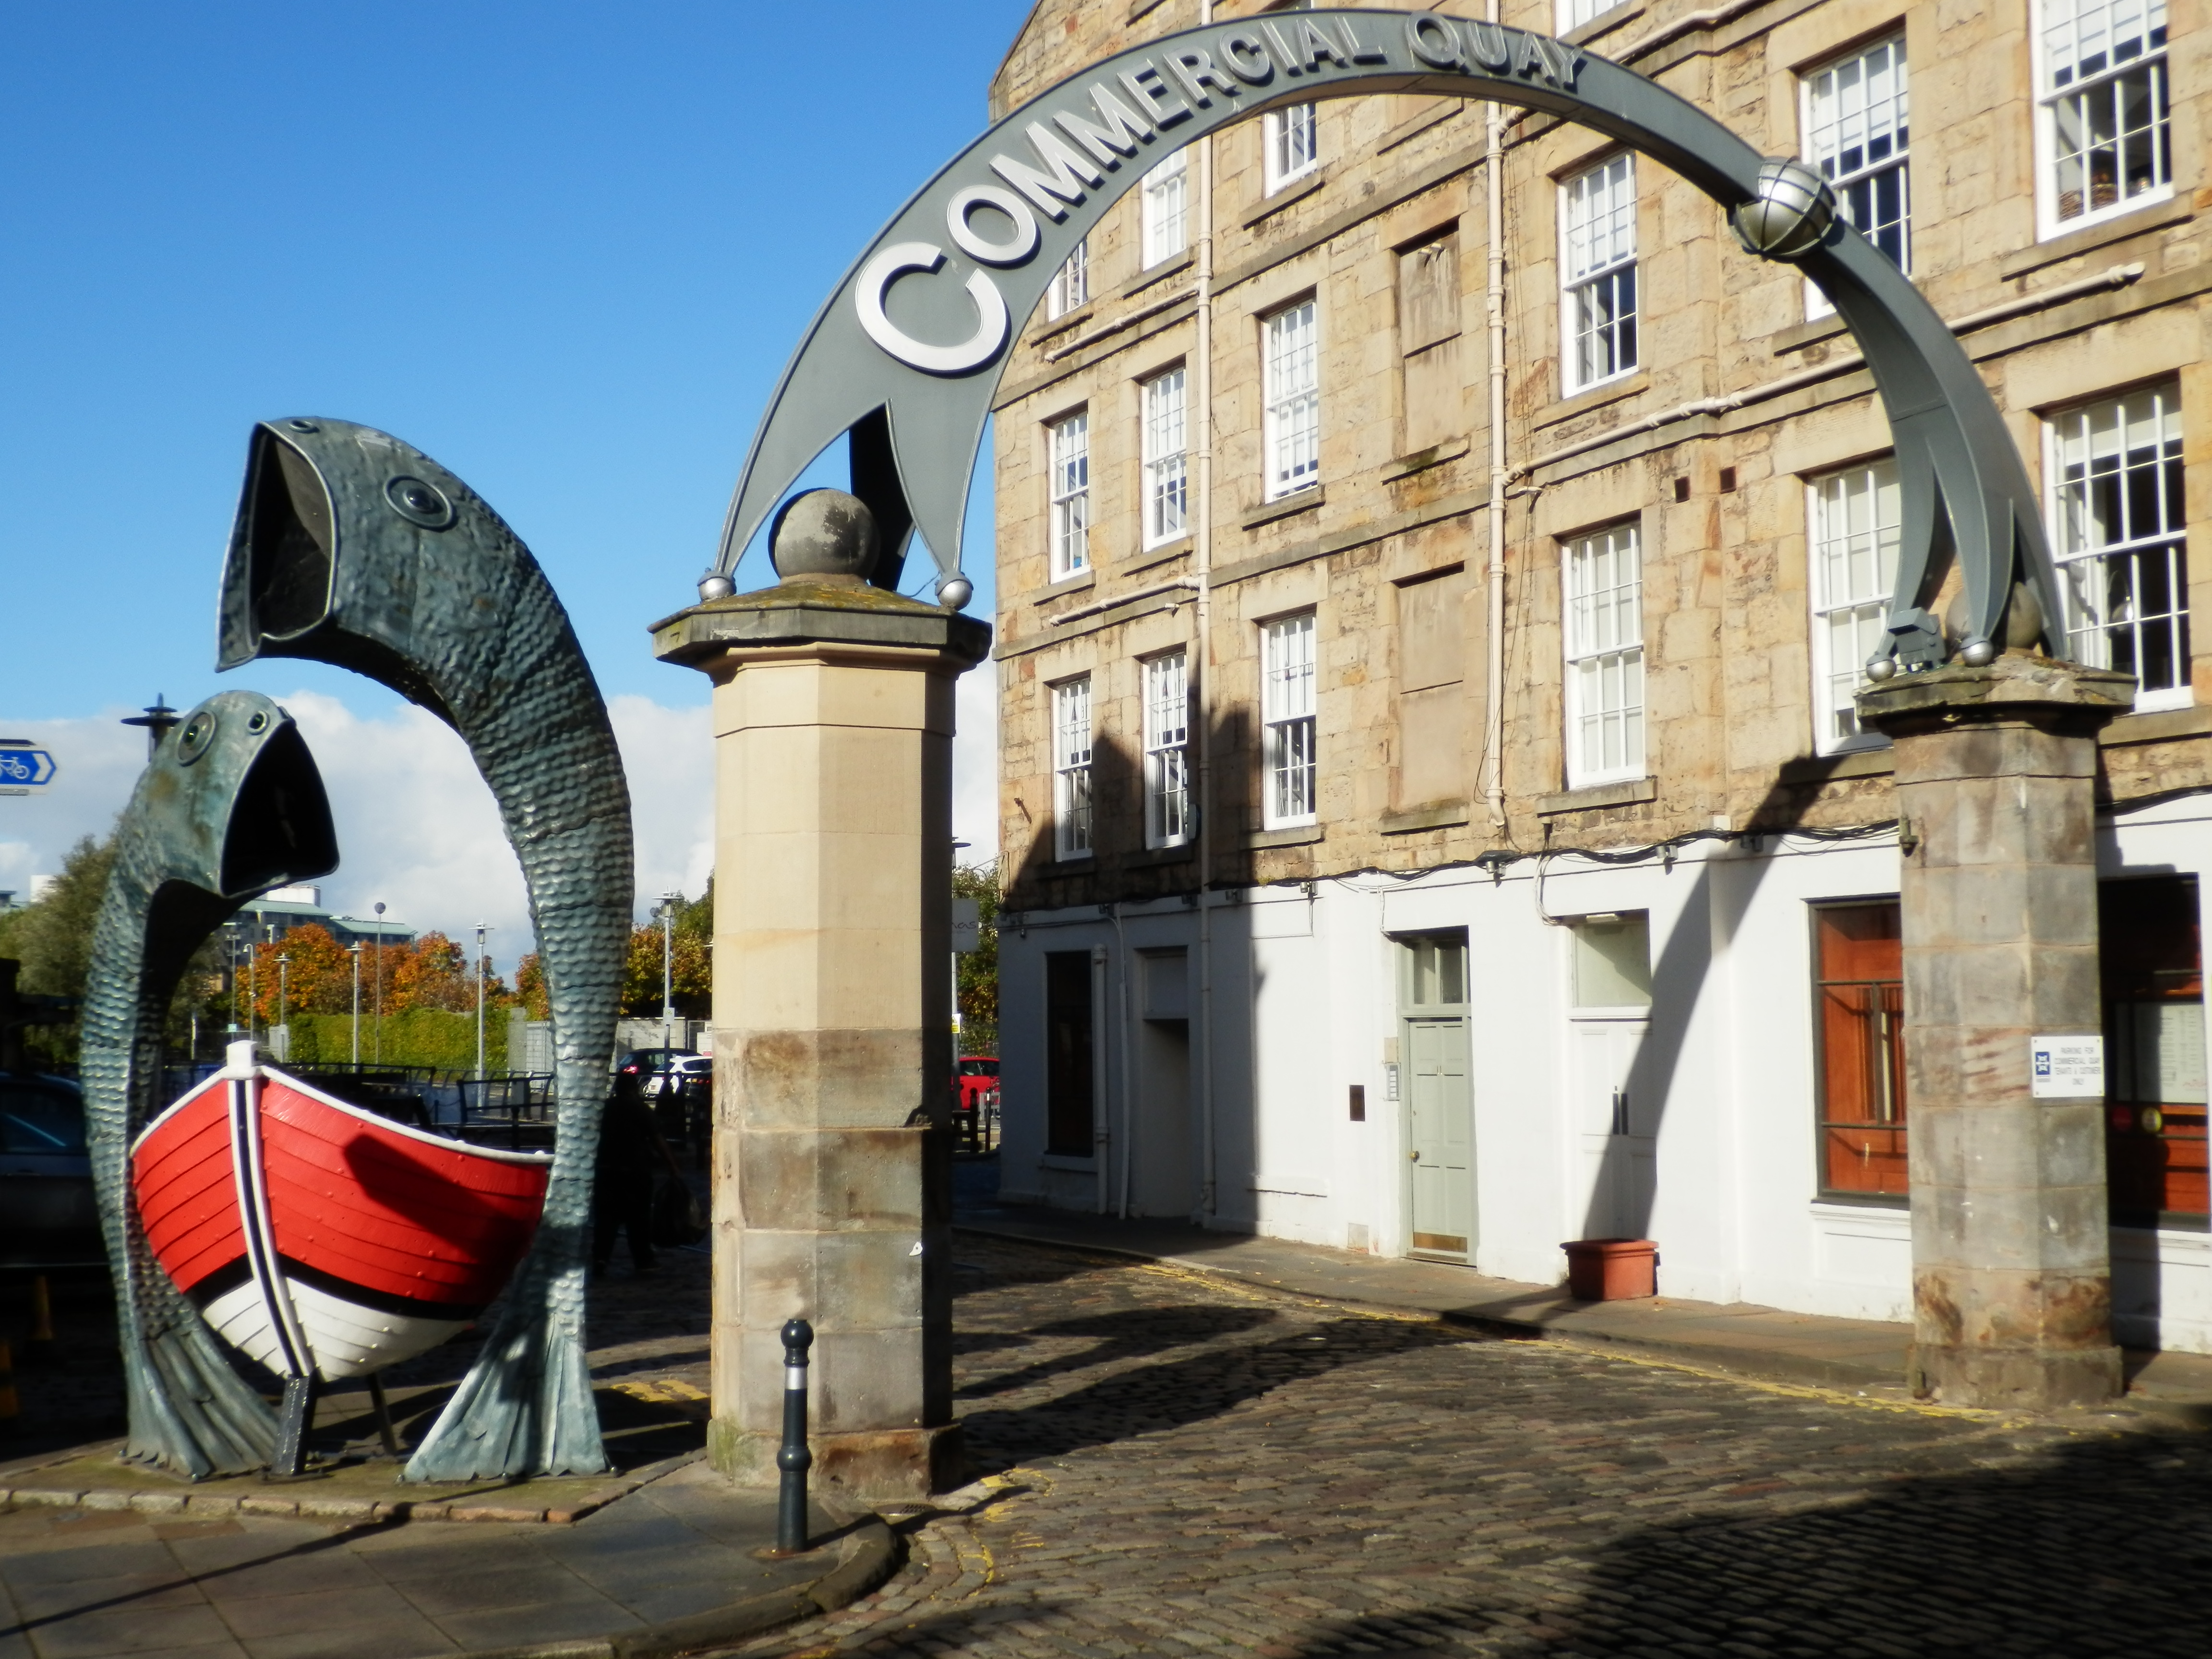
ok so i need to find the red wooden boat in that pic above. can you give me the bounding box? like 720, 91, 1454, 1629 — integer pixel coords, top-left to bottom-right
131, 1043, 550, 1382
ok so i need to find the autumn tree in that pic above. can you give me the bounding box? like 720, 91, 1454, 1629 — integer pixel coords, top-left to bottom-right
953, 860, 998, 1047
247, 924, 355, 1024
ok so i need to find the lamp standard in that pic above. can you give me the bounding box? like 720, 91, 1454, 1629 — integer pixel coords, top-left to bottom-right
373, 902, 386, 1064
474, 922, 493, 1080
276, 955, 289, 1060
350, 942, 362, 1066
660, 891, 682, 1051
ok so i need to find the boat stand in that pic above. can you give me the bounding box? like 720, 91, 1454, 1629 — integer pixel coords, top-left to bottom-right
271, 1374, 319, 1477
365, 1372, 402, 1458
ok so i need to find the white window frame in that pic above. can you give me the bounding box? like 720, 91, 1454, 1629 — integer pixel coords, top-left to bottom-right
1559, 154, 1638, 394
1047, 238, 1090, 320
1261, 613, 1319, 829
1143, 650, 1192, 849
1263, 105, 1319, 195
1808, 461, 1902, 755
1140, 366, 1189, 549
1052, 676, 1094, 861
2032, 0, 2172, 238
1142, 148, 1189, 268
1046, 410, 1090, 582
1563, 524, 1646, 787
1262, 300, 1321, 501
2045, 384, 2191, 711
1800, 36, 1910, 319
1556, 0, 1629, 30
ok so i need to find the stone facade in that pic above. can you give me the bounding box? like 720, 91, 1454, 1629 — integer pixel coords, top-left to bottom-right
986, 0, 2212, 1362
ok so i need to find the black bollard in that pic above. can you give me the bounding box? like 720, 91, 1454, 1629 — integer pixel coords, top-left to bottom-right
776, 1317, 815, 1553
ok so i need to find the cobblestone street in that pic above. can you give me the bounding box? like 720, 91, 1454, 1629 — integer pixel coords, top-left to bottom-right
718, 1235, 2211, 1659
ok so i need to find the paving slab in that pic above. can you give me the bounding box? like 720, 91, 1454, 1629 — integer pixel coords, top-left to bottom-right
0, 1459, 898, 1659
955, 1199, 2212, 1416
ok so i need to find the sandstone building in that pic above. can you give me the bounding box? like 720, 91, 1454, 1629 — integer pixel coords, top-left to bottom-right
983, 0, 2210, 1352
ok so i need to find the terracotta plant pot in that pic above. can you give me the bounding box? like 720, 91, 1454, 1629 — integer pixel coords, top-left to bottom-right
1562, 1237, 1659, 1301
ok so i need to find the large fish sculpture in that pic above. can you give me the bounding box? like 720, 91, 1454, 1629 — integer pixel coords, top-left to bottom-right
81, 690, 339, 1476
216, 419, 633, 1479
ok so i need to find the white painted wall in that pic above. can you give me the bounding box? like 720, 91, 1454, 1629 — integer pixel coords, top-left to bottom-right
994, 803, 2212, 1353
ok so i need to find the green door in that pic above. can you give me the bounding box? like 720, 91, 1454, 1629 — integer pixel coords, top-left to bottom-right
1407, 1015, 1473, 1258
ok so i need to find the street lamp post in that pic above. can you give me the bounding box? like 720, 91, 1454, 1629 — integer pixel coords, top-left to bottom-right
276, 955, 289, 1061
660, 891, 681, 1051
373, 902, 385, 1065
350, 942, 362, 1066
474, 922, 493, 1080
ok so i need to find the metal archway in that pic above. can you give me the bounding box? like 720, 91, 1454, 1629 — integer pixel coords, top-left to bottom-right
719, 7, 2061, 670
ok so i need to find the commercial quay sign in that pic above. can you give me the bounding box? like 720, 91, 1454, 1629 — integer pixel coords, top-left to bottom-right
718, 8, 2061, 674
0, 741, 57, 794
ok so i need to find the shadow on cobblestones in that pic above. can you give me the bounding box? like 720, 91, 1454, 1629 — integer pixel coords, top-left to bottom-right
959, 1311, 1477, 1474
1281, 1425, 2212, 1659
958, 1306, 1280, 1402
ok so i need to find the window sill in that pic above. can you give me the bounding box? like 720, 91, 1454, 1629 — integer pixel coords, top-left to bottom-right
1120, 250, 1194, 300
1537, 776, 1656, 815
1041, 1153, 1097, 1171
1812, 1193, 1910, 1214
1243, 485, 1325, 530
1778, 746, 1894, 785
1384, 437, 1469, 480
1245, 171, 1325, 228
1127, 534, 1192, 574
1381, 801, 1469, 835
1771, 311, 1850, 356
1034, 569, 1097, 607
1248, 823, 1322, 849
1130, 841, 1195, 865
1538, 371, 1652, 431
1051, 853, 1096, 869
2101, 700, 2210, 745
2010, 196, 2191, 281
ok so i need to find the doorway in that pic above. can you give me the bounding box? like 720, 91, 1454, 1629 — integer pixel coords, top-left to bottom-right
1568, 913, 1654, 1239
1399, 931, 1473, 1261
1131, 949, 1194, 1216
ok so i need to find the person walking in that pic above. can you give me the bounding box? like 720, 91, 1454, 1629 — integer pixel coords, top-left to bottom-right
593, 1066, 682, 1274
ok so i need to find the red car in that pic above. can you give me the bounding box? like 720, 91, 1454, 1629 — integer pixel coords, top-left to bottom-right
954, 1055, 998, 1149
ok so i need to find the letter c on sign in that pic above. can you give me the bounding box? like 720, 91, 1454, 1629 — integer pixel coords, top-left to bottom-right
854, 242, 1011, 376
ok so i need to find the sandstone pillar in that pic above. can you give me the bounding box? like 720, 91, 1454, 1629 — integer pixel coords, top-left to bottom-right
1860, 654, 2134, 1408
653, 492, 989, 1497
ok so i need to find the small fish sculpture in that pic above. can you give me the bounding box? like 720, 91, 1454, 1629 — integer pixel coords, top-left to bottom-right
81, 691, 338, 1476
216, 418, 632, 1479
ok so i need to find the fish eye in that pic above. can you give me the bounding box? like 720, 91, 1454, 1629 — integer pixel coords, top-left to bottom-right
385, 474, 455, 529
285, 419, 319, 433
246, 710, 270, 734
177, 711, 216, 764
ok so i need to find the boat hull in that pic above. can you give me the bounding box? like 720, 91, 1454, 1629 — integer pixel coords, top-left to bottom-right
132, 1065, 550, 1381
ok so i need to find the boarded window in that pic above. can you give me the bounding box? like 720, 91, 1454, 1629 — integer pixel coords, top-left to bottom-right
1394, 567, 1467, 810
2102, 876, 2208, 1222
1815, 902, 1907, 1198
1398, 233, 1462, 456
1045, 951, 1095, 1157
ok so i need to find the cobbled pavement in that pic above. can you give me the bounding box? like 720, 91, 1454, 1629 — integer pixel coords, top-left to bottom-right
695, 1236, 2212, 1659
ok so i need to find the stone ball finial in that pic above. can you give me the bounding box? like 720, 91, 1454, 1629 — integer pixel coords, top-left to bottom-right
770, 489, 878, 583
1731, 158, 1837, 261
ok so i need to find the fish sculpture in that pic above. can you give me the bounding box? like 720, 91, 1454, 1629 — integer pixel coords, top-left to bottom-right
216, 418, 633, 1479
80, 690, 338, 1476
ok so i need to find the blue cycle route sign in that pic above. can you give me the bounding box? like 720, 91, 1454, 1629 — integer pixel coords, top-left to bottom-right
0, 744, 57, 792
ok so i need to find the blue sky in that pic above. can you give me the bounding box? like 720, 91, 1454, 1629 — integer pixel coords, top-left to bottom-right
0, 1, 1029, 942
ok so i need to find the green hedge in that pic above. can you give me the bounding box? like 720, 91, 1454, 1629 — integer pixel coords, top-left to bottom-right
278, 1010, 510, 1073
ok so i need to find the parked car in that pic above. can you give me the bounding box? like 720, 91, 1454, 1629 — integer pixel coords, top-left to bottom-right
0, 1071, 102, 1267
615, 1048, 697, 1096
617, 1049, 711, 1167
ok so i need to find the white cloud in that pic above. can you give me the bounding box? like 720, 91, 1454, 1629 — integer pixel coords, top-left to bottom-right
2, 665, 1000, 968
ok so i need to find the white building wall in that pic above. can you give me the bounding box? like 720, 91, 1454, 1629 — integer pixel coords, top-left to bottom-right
996, 808, 2212, 1352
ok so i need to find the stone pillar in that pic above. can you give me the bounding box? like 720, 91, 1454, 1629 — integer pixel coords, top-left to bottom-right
1859, 654, 2134, 1408
653, 491, 990, 1498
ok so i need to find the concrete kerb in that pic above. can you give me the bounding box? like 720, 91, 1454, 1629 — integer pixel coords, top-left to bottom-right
449, 1511, 903, 1659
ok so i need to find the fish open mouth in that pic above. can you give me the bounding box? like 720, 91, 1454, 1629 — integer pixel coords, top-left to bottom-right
238, 427, 337, 644
221, 719, 337, 898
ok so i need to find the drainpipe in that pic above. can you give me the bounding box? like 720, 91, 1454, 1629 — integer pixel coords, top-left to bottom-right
1193, 0, 1219, 1225
1114, 903, 1135, 1218
1482, 0, 1509, 832
1093, 941, 1110, 1213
